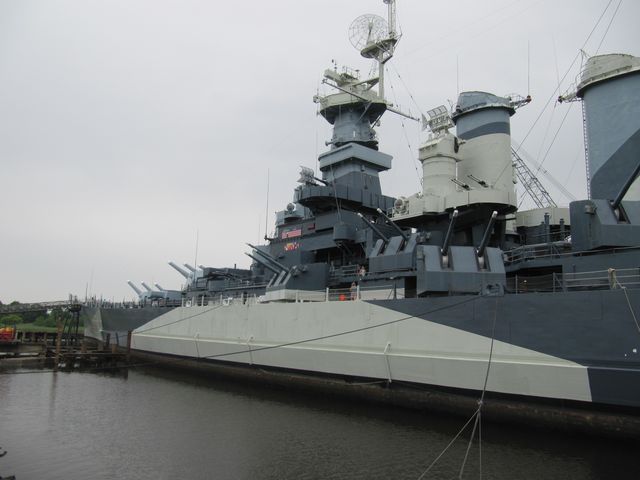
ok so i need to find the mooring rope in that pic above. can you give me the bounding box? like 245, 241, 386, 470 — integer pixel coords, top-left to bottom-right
622, 287, 640, 335
614, 275, 640, 336
415, 297, 499, 480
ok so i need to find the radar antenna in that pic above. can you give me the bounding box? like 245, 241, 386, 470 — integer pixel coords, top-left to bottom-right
349, 14, 388, 52
347, 0, 400, 99
313, 0, 416, 152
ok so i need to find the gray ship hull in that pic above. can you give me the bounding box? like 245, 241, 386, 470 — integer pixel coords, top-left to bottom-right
82, 306, 176, 346
130, 289, 640, 434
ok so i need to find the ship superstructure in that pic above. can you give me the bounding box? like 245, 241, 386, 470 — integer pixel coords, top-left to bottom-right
82, 1, 640, 435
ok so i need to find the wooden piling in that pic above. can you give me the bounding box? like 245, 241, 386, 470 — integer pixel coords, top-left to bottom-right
126, 331, 132, 363
55, 318, 62, 367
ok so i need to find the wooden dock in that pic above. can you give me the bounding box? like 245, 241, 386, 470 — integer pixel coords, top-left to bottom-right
0, 328, 132, 370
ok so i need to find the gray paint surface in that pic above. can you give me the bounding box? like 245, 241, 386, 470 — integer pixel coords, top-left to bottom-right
583, 72, 640, 199
369, 290, 640, 407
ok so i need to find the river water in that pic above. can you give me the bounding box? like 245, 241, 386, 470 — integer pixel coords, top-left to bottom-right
0, 364, 636, 480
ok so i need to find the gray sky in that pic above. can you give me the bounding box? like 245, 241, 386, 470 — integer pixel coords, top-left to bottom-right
1, 0, 638, 303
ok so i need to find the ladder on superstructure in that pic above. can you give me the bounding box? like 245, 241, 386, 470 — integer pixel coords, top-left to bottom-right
511, 147, 557, 208
581, 102, 591, 199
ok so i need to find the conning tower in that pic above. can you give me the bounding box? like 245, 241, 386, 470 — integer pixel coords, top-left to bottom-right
313, 67, 392, 200
306, 4, 403, 210
251, 1, 411, 301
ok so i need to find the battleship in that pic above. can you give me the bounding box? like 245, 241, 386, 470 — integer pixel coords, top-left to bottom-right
83, 1, 640, 434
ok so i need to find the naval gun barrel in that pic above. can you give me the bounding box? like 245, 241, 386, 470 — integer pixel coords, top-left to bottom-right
376, 208, 409, 241
612, 161, 640, 211
477, 211, 498, 258
168, 261, 191, 279
141, 281, 155, 292
183, 263, 197, 273
441, 209, 459, 255
127, 280, 143, 296
246, 243, 289, 272
154, 283, 165, 291
357, 213, 389, 243
245, 253, 281, 274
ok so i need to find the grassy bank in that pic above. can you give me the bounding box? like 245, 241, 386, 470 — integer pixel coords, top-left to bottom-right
14, 323, 59, 333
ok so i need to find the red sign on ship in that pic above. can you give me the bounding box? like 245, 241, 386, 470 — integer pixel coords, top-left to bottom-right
281, 228, 302, 239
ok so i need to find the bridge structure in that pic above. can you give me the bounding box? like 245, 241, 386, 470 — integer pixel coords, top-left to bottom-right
0, 297, 83, 346
0, 299, 82, 315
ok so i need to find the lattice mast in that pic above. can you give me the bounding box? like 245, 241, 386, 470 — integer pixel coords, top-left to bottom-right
511, 148, 557, 208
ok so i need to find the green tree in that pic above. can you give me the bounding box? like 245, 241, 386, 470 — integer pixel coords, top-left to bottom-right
0, 314, 22, 326
36, 314, 57, 328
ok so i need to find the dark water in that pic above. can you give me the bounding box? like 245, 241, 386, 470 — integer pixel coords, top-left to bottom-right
0, 365, 636, 480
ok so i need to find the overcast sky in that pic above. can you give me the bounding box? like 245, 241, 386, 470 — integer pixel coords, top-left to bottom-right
1, 0, 638, 303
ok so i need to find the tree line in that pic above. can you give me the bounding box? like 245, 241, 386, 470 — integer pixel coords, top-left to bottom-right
0, 301, 72, 329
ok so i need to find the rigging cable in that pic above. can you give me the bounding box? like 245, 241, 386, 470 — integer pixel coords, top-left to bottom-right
387, 75, 422, 190
482, 0, 615, 196
515, 0, 615, 153
595, 0, 623, 55
622, 287, 640, 336
459, 297, 498, 479
613, 273, 640, 335
402, 0, 535, 60
534, 102, 575, 174
415, 409, 480, 480
388, 63, 426, 119
533, 99, 557, 167
329, 163, 343, 222
563, 148, 583, 188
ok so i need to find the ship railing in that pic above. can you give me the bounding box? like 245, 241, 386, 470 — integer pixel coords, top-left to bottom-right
82, 299, 183, 309
508, 267, 640, 293
328, 264, 366, 282
253, 284, 404, 303
503, 241, 571, 264
504, 244, 640, 265
516, 231, 570, 244
179, 283, 404, 305
185, 291, 261, 307
508, 273, 561, 293
563, 268, 640, 290
317, 284, 400, 302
